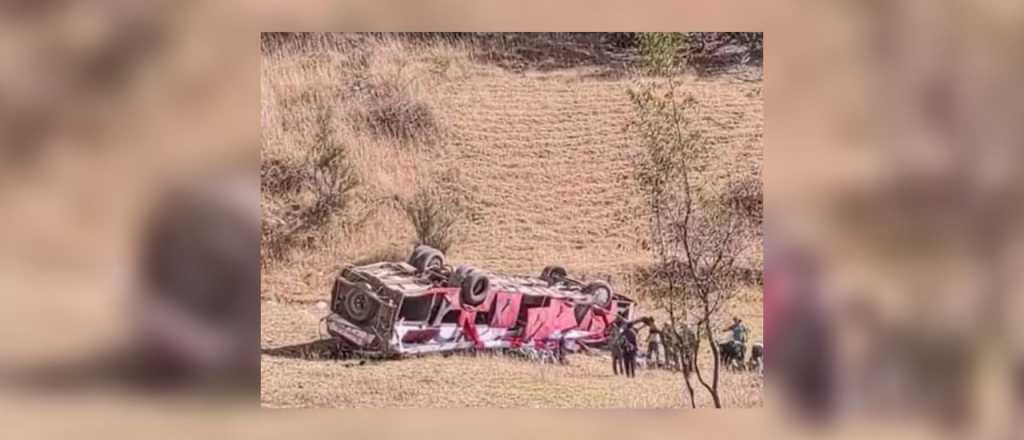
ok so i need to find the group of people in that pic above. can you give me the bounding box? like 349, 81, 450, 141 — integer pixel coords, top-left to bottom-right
609, 316, 752, 378
609, 318, 640, 377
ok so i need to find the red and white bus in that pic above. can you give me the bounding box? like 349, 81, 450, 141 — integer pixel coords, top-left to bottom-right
325, 246, 635, 356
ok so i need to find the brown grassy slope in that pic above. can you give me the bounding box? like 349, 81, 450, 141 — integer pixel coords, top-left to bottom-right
432, 69, 763, 276
262, 352, 764, 408
260, 35, 763, 301
261, 301, 764, 408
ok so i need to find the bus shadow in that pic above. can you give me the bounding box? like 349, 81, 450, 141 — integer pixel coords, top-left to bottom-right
261, 339, 348, 361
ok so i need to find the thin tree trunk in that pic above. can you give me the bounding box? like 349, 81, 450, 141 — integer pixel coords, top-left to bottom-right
692, 317, 723, 408
704, 316, 722, 408
693, 325, 713, 392
682, 359, 697, 408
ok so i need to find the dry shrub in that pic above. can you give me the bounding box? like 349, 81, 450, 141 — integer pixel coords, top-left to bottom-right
277, 87, 345, 134
723, 176, 763, 228
261, 157, 308, 195
262, 106, 359, 262
361, 81, 437, 144
401, 188, 460, 253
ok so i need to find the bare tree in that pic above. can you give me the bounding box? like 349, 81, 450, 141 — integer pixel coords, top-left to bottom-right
628, 73, 759, 407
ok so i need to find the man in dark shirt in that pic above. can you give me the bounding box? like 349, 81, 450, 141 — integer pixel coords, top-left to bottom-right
609, 318, 625, 375
621, 323, 639, 378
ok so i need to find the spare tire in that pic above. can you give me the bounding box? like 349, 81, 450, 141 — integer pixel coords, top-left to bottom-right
412, 246, 445, 273
540, 265, 567, 284
460, 270, 490, 306
341, 284, 379, 324
582, 280, 613, 309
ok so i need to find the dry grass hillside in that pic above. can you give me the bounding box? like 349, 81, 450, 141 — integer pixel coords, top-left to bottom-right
260, 34, 763, 301
260, 33, 763, 408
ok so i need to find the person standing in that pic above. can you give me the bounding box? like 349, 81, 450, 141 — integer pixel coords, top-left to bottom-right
725, 316, 750, 345
622, 323, 639, 378
647, 322, 663, 368
722, 316, 750, 368
609, 318, 625, 375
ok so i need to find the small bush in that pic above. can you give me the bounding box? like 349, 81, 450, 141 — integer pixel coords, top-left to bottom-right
723, 176, 763, 226
261, 157, 308, 196
262, 106, 359, 262
636, 32, 764, 75
638, 33, 685, 75
429, 54, 452, 75
363, 83, 436, 143
401, 188, 460, 253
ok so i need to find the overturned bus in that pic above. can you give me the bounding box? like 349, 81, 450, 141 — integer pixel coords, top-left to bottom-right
325, 246, 635, 356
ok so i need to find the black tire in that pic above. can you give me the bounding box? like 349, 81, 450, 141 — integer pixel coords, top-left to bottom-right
341, 284, 378, 324
460, 270, 490, 306
412, 246, 445, 273
407, 245, 430, 266
449, 264, 472, 288
540, 265, 567, 284
582, 280, 613, 308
